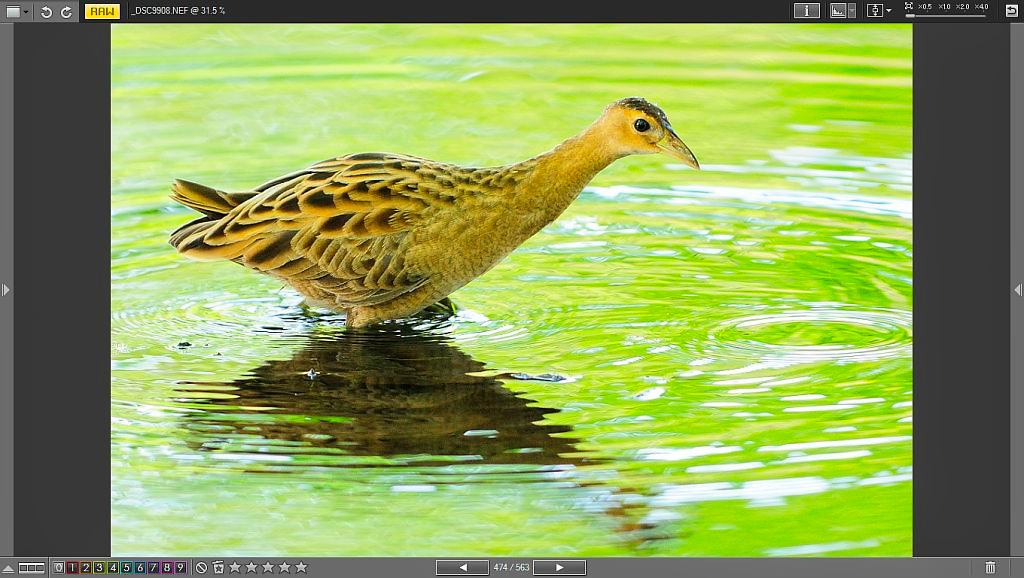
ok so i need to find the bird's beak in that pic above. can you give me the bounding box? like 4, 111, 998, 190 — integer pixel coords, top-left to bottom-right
657, 126, 700, 170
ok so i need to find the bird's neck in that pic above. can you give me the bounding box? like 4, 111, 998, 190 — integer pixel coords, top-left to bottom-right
517, 119, 623, 219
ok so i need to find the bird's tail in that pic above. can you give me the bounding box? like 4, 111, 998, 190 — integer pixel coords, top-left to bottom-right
170, 179, 254, 218
168, 179, 257, 257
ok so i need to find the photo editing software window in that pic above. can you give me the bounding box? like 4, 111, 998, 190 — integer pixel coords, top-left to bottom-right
0, 1, 1022, 577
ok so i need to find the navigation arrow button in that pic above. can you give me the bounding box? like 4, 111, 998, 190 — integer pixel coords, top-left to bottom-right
435, 560, 489, 576
1015, 283, 1022, 297
1, 283, 8, 297
533, 560, 586, 576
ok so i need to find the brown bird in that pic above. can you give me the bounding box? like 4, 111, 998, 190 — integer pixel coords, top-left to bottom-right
168, 97, 699, 328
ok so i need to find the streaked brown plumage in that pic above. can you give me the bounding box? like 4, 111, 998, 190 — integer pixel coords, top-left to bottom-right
169, 97, 699, 328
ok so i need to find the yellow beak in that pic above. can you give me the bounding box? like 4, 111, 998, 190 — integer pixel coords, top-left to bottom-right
657, 127, 700, 170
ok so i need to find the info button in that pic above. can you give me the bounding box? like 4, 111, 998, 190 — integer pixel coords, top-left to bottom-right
533, 560, 586, 576
436, 560, 489, 576
84, 3, 119, 19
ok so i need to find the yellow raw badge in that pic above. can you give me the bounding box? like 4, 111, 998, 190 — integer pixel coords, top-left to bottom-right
84, 4, 119, 19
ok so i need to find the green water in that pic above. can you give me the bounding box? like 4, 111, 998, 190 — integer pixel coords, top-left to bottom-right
110, 24, 913, 557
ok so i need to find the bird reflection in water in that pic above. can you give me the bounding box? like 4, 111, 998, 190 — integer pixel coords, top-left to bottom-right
176, 326, 585, 467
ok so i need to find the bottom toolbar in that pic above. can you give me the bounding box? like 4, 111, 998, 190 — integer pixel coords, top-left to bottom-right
1, 557, 1022, 578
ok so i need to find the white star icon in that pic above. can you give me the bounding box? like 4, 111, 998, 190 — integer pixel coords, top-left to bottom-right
262, 562, 274, 573
246, 561, 257, 573
229, 561, 241, 573
278, 562, 291, 574
295, 561, 307, 573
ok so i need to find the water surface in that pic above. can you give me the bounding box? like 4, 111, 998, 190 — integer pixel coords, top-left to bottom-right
111, 24, 912, 556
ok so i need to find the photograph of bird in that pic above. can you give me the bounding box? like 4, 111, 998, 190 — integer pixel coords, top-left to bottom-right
169, 97, 699, 328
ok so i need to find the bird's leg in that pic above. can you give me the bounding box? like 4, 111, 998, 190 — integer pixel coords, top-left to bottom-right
344, 309, 363, 329
423, 297, 457, 316
346, 296, 457, 329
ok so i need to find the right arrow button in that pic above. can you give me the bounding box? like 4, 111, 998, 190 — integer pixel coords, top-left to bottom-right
532, 560, 587, 576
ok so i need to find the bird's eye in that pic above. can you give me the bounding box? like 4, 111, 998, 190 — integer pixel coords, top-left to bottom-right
634, 118, 651, 132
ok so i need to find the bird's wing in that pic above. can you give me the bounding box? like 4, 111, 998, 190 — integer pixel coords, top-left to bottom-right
196, 152, 494, 308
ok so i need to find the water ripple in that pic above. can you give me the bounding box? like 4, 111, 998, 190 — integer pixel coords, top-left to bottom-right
704, 305, 911, 364
588, 184, 912, 219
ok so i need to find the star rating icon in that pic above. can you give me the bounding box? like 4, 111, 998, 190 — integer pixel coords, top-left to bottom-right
224, 559, 303, 575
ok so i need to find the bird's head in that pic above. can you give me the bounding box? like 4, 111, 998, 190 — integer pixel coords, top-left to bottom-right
596, 97, 700, 170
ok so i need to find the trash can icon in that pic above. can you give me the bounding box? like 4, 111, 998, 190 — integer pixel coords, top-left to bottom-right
985, 560, 997, 574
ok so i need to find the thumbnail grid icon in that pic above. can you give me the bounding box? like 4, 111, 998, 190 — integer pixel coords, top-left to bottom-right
17, 562, 45, 574
51, 560, 189, 574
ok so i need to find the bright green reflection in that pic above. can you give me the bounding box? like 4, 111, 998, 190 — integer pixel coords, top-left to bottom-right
111, 24, 912, 557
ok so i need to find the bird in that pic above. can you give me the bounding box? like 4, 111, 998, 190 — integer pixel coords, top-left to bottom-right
168, 97, 699, 328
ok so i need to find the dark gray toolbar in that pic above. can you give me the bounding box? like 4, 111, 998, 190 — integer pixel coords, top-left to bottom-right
1012, 21, 1024, 559
0, 19, 13, 559
0, 2, 78, 22
0, 557, 1018, 578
